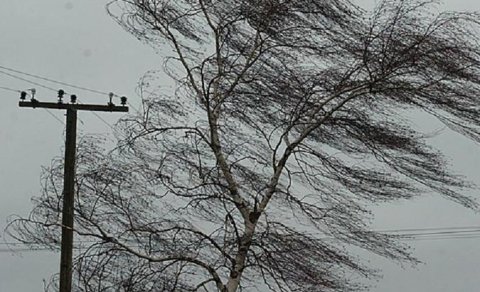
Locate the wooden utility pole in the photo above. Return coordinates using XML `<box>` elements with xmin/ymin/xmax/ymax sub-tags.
<box><xmin>19</xmin><ymin>91</ymin><xmax>128</xmax><ymax>292</ymax></box>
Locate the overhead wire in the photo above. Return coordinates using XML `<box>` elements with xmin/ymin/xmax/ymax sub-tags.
<box><xmin>43</xmin><ymin>108</ymin><xmax>66</xmax><ymax>126</ymax></box>
<box><xmin>404</xmin><ymin>234</ymin><xmax>480</xmax><ymax>241</ymax></box>
<box><xmin>2</xmin><ymin>225</ymin><xmax>480</xmax><ymax>252</ymax></box>
<box><xmin>0</xmin><ymin>69</ymin><xmax>58</xmax><ymax>92</ymax></box>
<box><xmin>74</xmin><ymin>97</ymin><xmax>129</xmax><ymax>140</ymax></box>
<box><xmin>378</xmin><ymin>225</ymin><xmax>480</xmax><ymax>233</ymax></box>
<box><xmin>0</xmin><ymin>248</ymin><xmax>55</xmax><ymax>253</ymax></box>
<box><xmin>396</xmin><ymin>228</ymin><xmax>480</xmax><ymax>241</ymax></box>
<box><xmin>0</xmin><ymin>66</ymin><xmax>137</xmax><ymax>178</ymax></box>
<box><xmin>0</xmin><ymin>64</ymin><xmax>109</xmax><ymax>96</ymax></box>
<box><xmin>0</xmin><ymin>64</ymin><xmax>142</xmax><ymax>139</ymax></box>
<box><xmin>0</xmin><ymin>63</ymin><xmax>142</xmax><ymax>114</ymax></box>
<box><xmin>0</xmin><ymin>83</ymin><xmax>65</xmax><ymax>126</ymax></box>
<box><xmin>0</xmin><ymin>65</ymin><xmax>148</xmax><ymax>158</ymax></box>
<box><xmin>0</xmin><ymin>85</ymin><xmax>22</xmax><ymax>93</ymax></box>
<box><xmin>393</xmin><ymin>229</ymin><xmax>480</xmax><ymax>237</ymax></box>
<box><xmin>0</xmin><ymin>69</ymin><xmax>126</xmax><ymax>130</ymax></box>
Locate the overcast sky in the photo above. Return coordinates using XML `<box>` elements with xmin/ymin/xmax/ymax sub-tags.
<box><xmin>1</xmin><ymin>1</ymin><xmax>479</xmax><ymax>291</ymax></box>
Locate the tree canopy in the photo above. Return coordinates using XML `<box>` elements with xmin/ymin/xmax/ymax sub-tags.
<box><xmin>8</xmin><ymin>0</ymin><xmax>480</xmax><ymax>291</ymax></box>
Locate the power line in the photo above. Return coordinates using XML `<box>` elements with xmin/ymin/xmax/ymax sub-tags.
<box><xmin>0</xmin><ymin>248</ymin><xmax>56</xmax><ymax>253</ymax></box>
<box><xmin>1</xmin><ymin>69</ymin><xmax>134</xmax><ymax>180</ymax></box>
<box><xmin>75</xmin><ymin>98</ymin><xmax>127</xmax><ymax>140</ymax></box>
<box><xmin>0</xmin><ymin>70</ymin><xmax>58</xmax><ymax>92</ymax></box>
<box><xmin>378</xmin><ymin>225</ymin><xmax>480</xmax><ymax>233</ymax></box>
<box><xmin>0</xmin><ymin>85</ymin><xmax>22</xmax><ymax>93</ymax></box>
<box><xmin>0</xmin><ymin>66</ymin><xmax>140</xmax><ymax>132</ymax></box>
<box><xmin>396</xmin><ymin>229</ymin><xmax>480</xmax><ymax>237</ymax></box>
<box><xmin>0</xmin><ymin>85</ymin><xmax>66</xmax><ymax>125</ymax></box>
<box><xmin>0</xmin><ymin>63</ymin><xmax>142</xmax><ymax>113</ymax></box>
<box><xmin>404</xmin><ymin>234</ymin><xmax>480</xmax><ymax>241</ymax></box>
<box><xmin>43</xmin><ymin>109</ymin><xmax>66</xmax><ymax>126</ymax></box>
<box><xmin>0</xmin><ymin>69</ymin><xmax>120</xmax><ymax>131</ymax></box>
<box><xmin>2</xmin><ymin>225</ymin><xmax>480</xmax><ymax>253</ymax></box>
<box><xmin>0</xmin><ymin>64</ymin><xmax>109</xmax><ymax>96</ymax></box>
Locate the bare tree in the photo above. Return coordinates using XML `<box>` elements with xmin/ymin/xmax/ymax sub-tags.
<box><xmin>8</xmin><ymin>0</ymin><xmax>480</xmax><ymax>291</ymax></box>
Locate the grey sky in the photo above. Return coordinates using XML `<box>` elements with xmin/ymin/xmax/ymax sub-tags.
<box><xmin>1</xmin><ymin>0</ymin><xmax>479</xmax><ymax>291</ymax></box>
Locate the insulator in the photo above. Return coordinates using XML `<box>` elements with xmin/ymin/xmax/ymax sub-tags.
<box><xmin>20</xmin><ymin>91</ymin><xmax>27</xmax><ymax>100</ymax></box>
<box><xmin>58</xmin><ymin>89</ymin><xmax>65</xmax><ymax>103</ymax></box>
<box><xmin>108</xmin><ymin>92</ymin><xmax>114</xmax><ymax>106</ymax></box>
<box><xmin>120</xmin><ymin>96</ymin><xmax>127</xmax><ymax>105</ymax></box>
<box><xmin>29</xmin><ymin>88</ymin><xmax>36</xmax><ymax>100</ymax></box>
<box><xmin>70</xmin><ymin>94</ymin><xmax>77</xmax><ymax>103</ymax></box>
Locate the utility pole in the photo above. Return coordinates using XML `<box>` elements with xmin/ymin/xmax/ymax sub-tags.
<box><xmin>19</xmin><ymin>90</ymin><xmax>128</xmax><ymax>292</ymax></box>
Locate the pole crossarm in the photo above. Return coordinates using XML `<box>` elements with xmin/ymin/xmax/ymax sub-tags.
<box><xmin>19</xmin><ymin>100</ymin><xmax>129</xmax><ymax>112</ymax></box>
